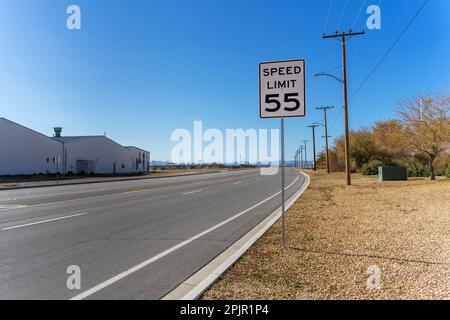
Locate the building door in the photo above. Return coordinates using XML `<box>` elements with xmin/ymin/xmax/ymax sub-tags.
<box><xmin>113</xmin><ymin>162</ymin><xmax>116</xmax><ymax>174</ymax></box>
<box><xmin>76</xmin><ymin>160</ymin><xmax>96</xmax><ymax>175</ymax></box>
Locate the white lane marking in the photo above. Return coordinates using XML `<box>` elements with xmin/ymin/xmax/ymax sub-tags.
<box><xmin>0</xmin><ymin>173</ymin><xmax>253</xmax><ymax>212</ymax></box>
<box><xmin>233</xmin><ymin>181</ymin><xmax>242</xmax><ymax>185</ymax></box>
<box><xmin>0</xmin><ymin>205</ymin><xmax>27</xmax><ymax>210</ymax></box>
<box><xmin>70</xmin><ymin>174</ymin><xmax>300</xmax><ymax>300</ymax></box>
<box><xmin>183</xmin><ymin>189</ymin><xmax>203</xmax><ymax>195</ymax></box>
<box><xmin>1</xmin><ymin>212</ymin><xmax>89</xmax><ymax>231</ymax></box>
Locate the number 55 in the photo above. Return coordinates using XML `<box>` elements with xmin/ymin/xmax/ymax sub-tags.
<box><xmin>265</xmin><ymin>93</ymin><xmax>300</xmax><ymax>112</ymax></box>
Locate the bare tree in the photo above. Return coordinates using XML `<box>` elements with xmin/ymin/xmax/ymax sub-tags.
<box><xmin>397</xmin><ymin>93</ymin><xmax>450</xmax><ymax>180</ymax></box>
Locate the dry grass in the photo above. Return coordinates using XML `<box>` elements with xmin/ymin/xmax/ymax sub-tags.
<box><xmin>203</xmin><ymin>171</ymin><xmax>450</xmax><ymax>300</ymax></box>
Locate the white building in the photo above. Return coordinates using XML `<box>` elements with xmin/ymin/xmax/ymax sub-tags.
<box><xmin>0</xmin><ymin>118</ymin><xmax>150</xmax><ymax>176</ymax></box>
<box><xmin>0</xmin><ymin>118</ymin><xmax>63</xmax><ymax>175</ymax></box>
<box><xmin>125</xmin><ymin>146</ymin><xmax>151</xmax><ymax>173</ymax></box>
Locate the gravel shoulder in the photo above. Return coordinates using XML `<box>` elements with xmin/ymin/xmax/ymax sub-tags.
<box><xmin>203</xmin><ymin>171</ymin><xmax>450</xmax><ymax>300</ymax></box>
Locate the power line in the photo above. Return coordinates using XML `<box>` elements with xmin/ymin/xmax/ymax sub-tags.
<box><xmin>336</xmin><ymin>0</ymin><xmax>350</xmax><ymax>30</ymax></box>
<box><xmin>329</xmin><ymin>107</ymin><xmax>343</xmax><ymax>134</ymax></box>
<box><xmin>351</xmin><ymin>0</ymin><xmax>367</xmax><ymax>30</ymax></box>
<box><xmin>350</xmin><ymin>0</ymin><xmax>429</xmax><ymax>101</ymax></box>
<box><xmin>351</xmin><ymin>0</ymin><xmax>383</xmax><ymax>30</ymax></box>
<box><xmin>323</xmin><ymin>0</ymin><xmax>334</xmax><ymax>34</ymax></box>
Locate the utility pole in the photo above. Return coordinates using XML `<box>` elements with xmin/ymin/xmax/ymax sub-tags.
<box><xmin>323</xmin><ymin>30</ymin><xmax>364</xmax><ymax>185</ymax></box>
<box><xmin>307</xmin><ymin>124</ymin><xmax>320</xmax><ymax>171</ymax></box>
<box><xmin>316</xmin><ymin>106</ymin><xmax>334</xmax><ymax>174</ymax></box>
<box><xmin>302</xmin><ymin>140</ymin><xmax>308</xmax><ymax>169</ymax></box>
<box><xmin>294</xmin><ymin>151</ymin><xmax>298</xmax><ymax>168</ymax></box>
<box><xmin>321</xmin><ymin>135</ymin><xmax>332</xmax><ymax>171</ymax></box>
<box><xmin>299</xmin><ymin>146</ymin><xmax>303</xmax><ymax>169</ymax></box>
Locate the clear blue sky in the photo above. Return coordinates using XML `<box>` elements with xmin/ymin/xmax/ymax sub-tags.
<box><xmin>0</xmin><ymin>0</ymin><xmax>448</xmax><ymax>162</ymax></box>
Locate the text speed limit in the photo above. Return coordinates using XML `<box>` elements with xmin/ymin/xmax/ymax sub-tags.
<box><xmin>259</xmin><ymin>59</ymin><xmax>306</xmax><ymax>118</ymax></box>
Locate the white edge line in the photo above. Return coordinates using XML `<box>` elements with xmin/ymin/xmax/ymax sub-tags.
<box><xmin>70</xmin><ymin>174</ymin><xmax>301</xmax><ymax>300</ymax></box>
<box><xmin>164</xmin><ymin>170</ymin><xmax>311</xmax><ymax>300</ymax></box>
<box><xmin>1</xmin><ymin>212</ymin><xmax>89</xmax><ymax>231</ymax></box>
<box><xmin>0</xmin><ymin>205</ymin><xmax>28</xmax><ymax>211</ymax></box>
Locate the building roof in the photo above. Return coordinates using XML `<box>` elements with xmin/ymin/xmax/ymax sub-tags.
<box><xmin>52</xmin><ymin>136</ymin><xmax>105</xmax><ymax>143</ymax></box>
<box><xmin>125</xmin><ymin>146</ymin><xmax>150</xmax><ymax>153</ymax></box>
<box><xmin>2</xmin><ymin>117</ymin><xmax>150</xmax><ymax>154</ymax></box>
<box><xmin>0</xmin><ymin>117</ymin><xmax>60</xmax><ymax>142</ymax></box>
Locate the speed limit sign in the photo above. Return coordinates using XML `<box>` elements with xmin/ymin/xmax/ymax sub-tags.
<box><xmin>259</xmin><ymin>59</ymin><xmax>306</xmax><ymax>118</ymax></box>
<box><xmin>258</xmin><ymin>59</ymin><xmax>306</xmax><ymax>249</ymax></box>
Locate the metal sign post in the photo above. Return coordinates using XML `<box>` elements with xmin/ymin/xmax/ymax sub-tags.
<box><xmin>259</xmin><ymin>59</ymin><xmax>306</xmax><ymax>248</ymax></box>
<box><xmin>280</xmin><ymin>118</ymin><xmax>286</xmax><ymax>247</ymax></box>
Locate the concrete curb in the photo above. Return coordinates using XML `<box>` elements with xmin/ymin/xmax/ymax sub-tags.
<box><xmin>162</xmin><ymin>170</ymin><xmax>311</xmax><ymax>300</ymax></box>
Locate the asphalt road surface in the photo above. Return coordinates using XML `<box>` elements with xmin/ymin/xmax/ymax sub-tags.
<box><xmin>0</xmin><ymin>168</ymin><xmax>305</xmax><ymax>299</ymax></box>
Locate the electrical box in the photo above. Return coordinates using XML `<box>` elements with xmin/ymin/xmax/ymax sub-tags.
<box><xmin>378</xmin><ymin>166</ymin><xmax>407</xmax><ymax>181</ymax></box>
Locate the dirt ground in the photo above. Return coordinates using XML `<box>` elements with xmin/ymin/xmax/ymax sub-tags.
<box><xmin>203</xmin><ymin>171</ymin><xmax>450</xmax><ymax>300</ymax></box>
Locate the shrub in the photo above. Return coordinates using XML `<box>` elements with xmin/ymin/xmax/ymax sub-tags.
<box><xmin>435</xmin><ymin>167</ymin><xmax>445</xmax><ymax>176</ymax></box>
<box><xmin>406</xmin><ymin>162</ymin><xmax>429</xmax><ymax>177</ymax></box>
<box><xmin>445</xmin><ymin>164</ymin><xmax>450</xmax><ymax>178</ymax></box>
<box><xmin>361</xmin><ymin>160</ymin><xmax>383</xmax><ymax>176</ymax></box>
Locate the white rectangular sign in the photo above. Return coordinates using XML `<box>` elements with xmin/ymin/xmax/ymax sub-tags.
<box><xmin>259</xmin><ymin>59</ymin><xmax>306</xmax><ymax>118</ymax></box>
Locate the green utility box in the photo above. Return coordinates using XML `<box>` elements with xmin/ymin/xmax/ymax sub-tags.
<box><xmin>378</xmin><ymin>166</ymin><xmax>407</xmax><ymax>181</ymax></box>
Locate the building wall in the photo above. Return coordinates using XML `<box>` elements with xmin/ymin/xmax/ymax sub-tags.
<box><xmin>126</xmin><ymin>147</ymin><xmax>151</xmax><ymax>173</ymax></box>
<box><xmin>0</xmin><ymin>118</ymin><xmax>63</xmax><ymax>175</ymax></box>
<box><xmin>64</xmin><ymin>137</ymin><xmax>135</xmax><ymax>174</ymax></box>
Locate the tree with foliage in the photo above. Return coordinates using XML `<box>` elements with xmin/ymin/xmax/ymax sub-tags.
<box><xmin>350</xmin><ymin>129</ymin><xmax>379</xmax><ymax>168</ymax></box>
<box><xmin>372</xmin><ymin>120</ymin><xmax>409</xmax><ymax>165</ymax></box>
<box><xmin>396</xmin><ymin>93</ymin><xmax>450</xmax><ymax>180</ymax></box>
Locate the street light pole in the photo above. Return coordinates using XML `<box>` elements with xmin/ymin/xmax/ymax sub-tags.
<box><xmin>302</xmin><ymin>140</ymin><xmax>308</xmax><ymax>169</ymax></box>
<box><xmin>316</xmin><ymin>106</ymin><xmax>334</xmax><ymax>174</ymax></box>
<box><xmin>308</xmin><ymin>124</ymin><xmax>320</xmax><ymax>171</ymax></box>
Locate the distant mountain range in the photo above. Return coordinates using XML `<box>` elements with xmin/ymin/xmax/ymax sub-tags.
<box><xmin>151</xmin><ymin>160</ymin><xmax>314</xmax><ymax>167</ymax></box>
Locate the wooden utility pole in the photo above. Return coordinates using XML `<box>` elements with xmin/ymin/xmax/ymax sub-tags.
<box><xmin>321</xmin><ymin>135</ymin><xmax>332</xmax><ymax>171</ymax></box>
<box><xmin>302</xmin><ymin>140</ymin><xmax>308</xmax><ymax>169</ymax></box>
<box><xmin>323</xmin><ymin>30</ymin><xmax>365</xmax><ymax>185</ymax></box>
<box><xmin>299</xmin><ymin>146</ymin><xmax>304</xmax><ymax>169</ymax></box>
<box><xmin>316</xmin><ymin>106</ymin><xmax>334</xmax><ymax>174</ymax></box>
<box><xmin>307</xmin><ymin>124</ymin><xmax>320</xmax><ymax>171</ymax></box>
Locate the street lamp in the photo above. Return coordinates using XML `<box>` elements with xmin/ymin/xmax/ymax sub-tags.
<box><xmin>313</xmin><ymin>72</ymin><xmax>344</xmax><ymax>84</ymax></box>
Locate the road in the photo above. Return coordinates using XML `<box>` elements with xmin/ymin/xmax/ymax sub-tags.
<box><xmin>0</xmin><ymin>168</ymin><xmax>305</xmax><ymax>299</ymax></box>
